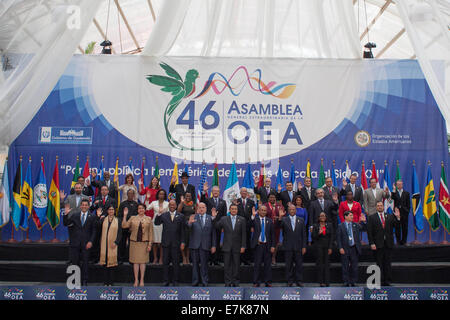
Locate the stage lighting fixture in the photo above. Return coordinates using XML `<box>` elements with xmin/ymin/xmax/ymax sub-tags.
<box><xmin>100</xmin><ymin>40</ymin><xmax>112</xmax><ymax>54</ymax></box>
<box><xmin>363</xmin><ymin>42</ymin><xmax>376</xmax><ymax>59</ymax></box>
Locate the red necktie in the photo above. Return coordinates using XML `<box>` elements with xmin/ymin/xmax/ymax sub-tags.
<box><xmin>103</xmin><ymin>197</ymin><xmax>105</xmax><ymax>205</ymax></box>
<box><xmin>380</xmin><ymin>213</ymin><xmax>385</xmax><ymax>228</ymax></box>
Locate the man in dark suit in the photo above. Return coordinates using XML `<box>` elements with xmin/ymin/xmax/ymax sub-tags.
<box><xmin>391</xmin><ymin>180</ymin><xmax>411</xmax><ymax>245</ymax></box>
<box><xmin>276</xmin><ymin>181</ymin><xmax>296</xmax><ymax>211</ymax></box>
<box><xmin>367</xmin><ymin>201</ymin><xmax>401</xmax><ymax>286</ymax></box>
<box><xmin>340</xmin><ymin>174</ymin><xmax>363</xmax><ymax>205</ymax></box>
<box><xmin>297</xmin><ymin>177</ymin><xmax>317</xmax><ymax>213</ymax></box>
<box><xmin>154</xmin><ymin>199</ymin><xmax>186</xmax><ymax>286</ymax></box>
<box><xmin>70</xmin><ymin>176</ymin><xmax>94</xmax><ymax>198</ymax></box>
<box><xmin>169</xmin><ymin>171</ymin><xmax>196</xmax><ymax>205</ymax></box>
<box><xmin>277</xmin><ymin>204</ymin><xmax>307</xmax><ymax>287</ymax></box>
<box><xmin>236</xmin><ymin>187</ymin><xmax>255</xmax><ymax>265</ymax></box>
<box><xmin>254</xmin><ymin>176</ymin><xmax>276</xmax><ymax>204</ymax></box>
<box><xmin>187</xmin><ymin>202</ymin><xmax>216</xmax><ymax>286</ymax></box>
<box><xmin>323</xmin><ymin>177</ymin><xmax>341</xmax><ymax>232</ymax></box>
<box><xmin>117</xmin><ymin>189</ymin><xmax>138</xmax><ymax>263</ymax></box>
<box><xmin>250</xmin><ymin>205</ymin><xmax>276</xmax><ymax>287</ymax></box>
<box><xmin>337</xmin><ymin>210</ymin><xmax>367</xmax><ymax>286</ymax></box>
<box><xmin>201</xmin><ymin>184</ymin><xmax>227</xmax><ymax>265</ymax></box>
<box><xmin>91</xmin><ymin>171</ymin><xmax>118</xmax><ymax>199</ymax></box>
<box><xmin>63</xmin><ymin>199</ymin><xmax>96</xmax><ymax>286</ymax></box>
<box><xmin>309</xmin><ymin>188</ymin><xmax>339</xmax><ymax>227</ymax></box>
<box><xmin>212</xmin><ymin>203</ymin><xmax>246</xmax><ymax>287</ymax></box>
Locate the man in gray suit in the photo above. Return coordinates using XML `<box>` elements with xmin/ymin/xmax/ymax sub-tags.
<box><xmin>212</xmin><ymin>203</ymin><xmax>246</xmax><ymax>287</ymax></box>
<box><xmin>363</xmin><ymin>178</ymin><xmax>391</xmax><ymax>216</ymax></box>
<box><xmin>187</xmin><ymin>202</ymin><xmax>216</xmax><ymax>286</ymax></box>
<box><xmin>61</xmin><ymin>183</ymin><xmax>90</xmax><ymax>210</ymax></box>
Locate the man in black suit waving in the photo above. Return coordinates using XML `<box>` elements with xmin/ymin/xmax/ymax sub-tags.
<box><xmin>154</xmin><ymin>199</ymin><xmax>186</xmax><ymax>286</ymax></box>
<box><xmin>391</xmin><ymin>180</ymin><xmax>411</xmax><ymax>245</ymax></box>
<box><xmin>63</xmin><ymin>199</ymin><xmax>96</xmax><ymax>286</ymax></box>
<box><xmin>187</xmin><ymin>202</ymin><xmax>216</xmax><ymax>286</ymax></box>
<box><xmin>297</xmin><ymin>177</ymin><xmax>317</xmax><ymax>213</ymax></box>
<box><xmin>91</xmin><ymin>171</ymin><xmax>117</xmax><ymax>199</ymax></box>
<box><xmin>254</xmin><ymin>176</ymin><xmax>276</xmax><ymax>204</ymax></box>
<box><xmin>169</xmin><ymin>171</ymin><xmax>196</xmax><ymax>205</ymax></box>
<box><xmin>277</xmin><ymin>204</ymin><xmax>307</xmax><ymax>287</ymax></box>
<box><xmin>367</xmin><ymin>201</ymin><xmax>401</xmax><ymax>286</ymax></box>
<box><xmin>201</xmin><ymin>183</ymin><xmax>227</xmax><ymax>265</ymax></box>
<box><xmin>309</xmin><ymin>188</ymin><xmax>339</xmax><ymax>228</ymax></box>
<box><xmin>212</xmin><ymin>203</ymin><xmax>246</xmax><ymax>287</ymax></box>
<box><xmin>276</xmin><ymin>181</ymin><xmax>296</xmax><ymax>211</ymax></box>
<box><xmin>337</xmin><ymin>210</ymin><xmax>367</xmax><ymax>286</ymax></box>
<box><xmin>340</xmin><ymin>174</ymin><xmax>363</xmax><ymax>205</ymax></box>
<box><xmin>250</xmin><ymin>205</ymin><xmax>276</xmax><ymax>287</ymax></box>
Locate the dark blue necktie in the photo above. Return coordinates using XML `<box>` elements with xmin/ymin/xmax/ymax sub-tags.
<box><xmin>261</xmin><ymin>218</ymin><xmax>265</xmax><ymax>242</ymax></box>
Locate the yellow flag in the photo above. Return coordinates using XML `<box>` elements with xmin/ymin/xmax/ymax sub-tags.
<box><xmin>306</xmin><ymin>160</ymin><xmax>311</xmax><ymax>178</ymax></box>
<box><xmin>171</xmin><ymin>162</ymin><xmax>179</xmax><ymax>185</ymax></box>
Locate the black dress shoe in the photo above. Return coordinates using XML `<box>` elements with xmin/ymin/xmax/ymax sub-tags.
<box><xmin>288</xmin><ymin>283</ymin><xmax>293</xmax><ymax>287</ymax></box>
<box><xmin>265</xmin><ymin>283</ymin><xmax>272</xmax><ymax>287</ymax></box>
<box><xmin>253</xmin><ymin>283</ymin><xmax>260</xmax><ymax>287</ymax></box>
<box><xmin>202</xmin><ymin>283</ymin><xmax>208</xmax><ymax>287</ymax></box>
<box><xmin>163</xmin><ymin>282</ymin><xmax>170</xmax><ymax>287</ymax></box>
<box><xmin>192</xmin><ymin>283</ymin><xmax>199</xmax><ymax>287</ymax></box>
<box><xmin>296</xmin><ymin>282</ymin><xmax>304</xmax><ymax>287</ymax></box>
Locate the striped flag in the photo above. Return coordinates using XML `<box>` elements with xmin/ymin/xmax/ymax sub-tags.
<box><xmin>46</xmin><ymin>158</ymin><xmax>61</xmax><ymax>230</ymax></box>
<box><xmin>223</xmin><ymin>161</ymin><xmax>240</xmax><ymax>210</ymax></box>
<box><xmin>154</xmin><ymin>156</ymin><xmax>160</xmax><ymax>179</ymax></box>
<box><xmin>412</xmin><ymin>163</ymin><xmax>424</xmax><ymax>232</ymax></box>
<box><xmin>169</xmin><ymin>162</ymin><xmax>179</xmax><ymax>201</ymax></box>
<box><xmin>438</xmin><ymin>163</ymin><xmax>450</xmax><ymax>233</ymax></box>
<box><xmin>11</xmin><ymin>159</ymin><xmax>22</xmax><ymax>231</ymax></box>
<box><xmin>361</xmin><ymin>161</ymin><xmax>368</xmax><ymax>190</ymax></box>
<box><xmin>82</xmin><ymin>157</ymin><xmax>90</xmax><ymax>186</ymax></box>
<box><xmin>211</xmin><ymin>161</ymin><xmax>219</xmax><ymax>192</ymax></box>
<box><xmin>20</xmin><ymin>160</ymin><xmax>33</xmax><ymax>230</ymax></box>
<box><xmin>197</xmin><ymin>162</ymin><xmax>207</xmax><ymax>202</ymax></box>
<box><xmin>371</xmin><ymin>161</ymin><xmax>380</xmax><ymax>188</ymax></box>
<box><xmin>71</xmin><ymin>157</ymin><xmax>80</xmax><ymax>189</ymax></box>
<box><xmin>0</xmin><ymin>160</ymin><xmax>11</xmax><ymax>228</ymax></box>
<box><xmin>383</xmin><ymin>162</ymin><xmax>394</xmax><ymax>214</ymax></box>
<box><xmin>423</xmin><ymin>164</ymin><xmax>440</xmax><ymax>231</ymax></box>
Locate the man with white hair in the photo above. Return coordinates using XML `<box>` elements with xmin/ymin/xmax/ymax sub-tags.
<box><xmin>254</xmin><ymin>176</ymin><xmax>276</xmax><ymax>204</ymax></box>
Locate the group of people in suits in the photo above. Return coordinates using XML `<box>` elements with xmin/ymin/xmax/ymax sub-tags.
<box><xmin>61</xmin><ymin>168</ymin><xmax>408</xmax><ymax>287</ymax></box>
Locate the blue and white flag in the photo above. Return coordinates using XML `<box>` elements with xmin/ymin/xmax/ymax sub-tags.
<box><xmin>197</xmin><ymin>162</ymin><xmax>207</xmax><ymax>202</ymax></box>
<box><xmin>276</xmin><ymin>164</ymin><xmax>284</xmax><ymax>191</ymax></box>
<box><xmin>242</xmin><ymin>163</ymin><xmax>256</xmax><ymax>202</ymax></box>
<box><xmin>331</xmin><ymin>162</ymin><xmax>338</xmax><ymax>186</ymax></box>
<box><xmin>412</xmin><ymin>164</ymin><xmax>424</xmax><ymax>232</ymax></box>
<box><xmin>32</xmin><ymin>161</ymin><xmax>48</xmax><ymax>229</ymax></box>
<box><xmin>383</xmin><ymin>163</ymin><xmax>394</xmax><ymax>214</ymax></box>
<box><xmin>223</xmin><ymin>162</ymin><xmax>240</xmax><ymax>210</ymax></box>
<box><xmin>127</xmin><ymin>158</ymin><xmax>134</xmax><ymax>176</ymax></box>
<box><xmin>0</xmin><ymin>160</ymin><xmax>11</xmax><ymax>227</ymax></box>
<box><xmin>344</xmin><ymin>162</ymin><xmax>352</xmax><ymax>183</ymax></box>
<box><xmin>290</xmin><ymin>162</ymin><xmax>297</xmax><ymax>192</ymax></box>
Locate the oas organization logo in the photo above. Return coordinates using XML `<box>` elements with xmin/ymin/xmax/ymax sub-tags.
<box><xmin>354</xmin><ymin>130</ymin><xmax>371</xmax><ymax>147</ymax></box>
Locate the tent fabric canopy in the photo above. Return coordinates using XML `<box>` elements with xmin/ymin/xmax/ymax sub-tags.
<box><xmin>0</xmin><ymin>0</ymin><xmax>449</xmax><ymax>150</ymax></box>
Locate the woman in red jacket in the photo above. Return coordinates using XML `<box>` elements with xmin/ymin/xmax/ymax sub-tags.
<box><xmin>338</xmin><ymin>190</ymin><xmax>362</xmax><ymax>223</ymax></box>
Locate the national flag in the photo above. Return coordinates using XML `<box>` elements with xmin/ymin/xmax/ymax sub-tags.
<box><xmin>20</xmin><ymin>159</ymin><xmax>33</xmax><ymax>230</ymax></box>
<box><xmin>412</xmin><ymin>163</ymin><xmax>424</xmax><ymax>232</ymax></box>
<box><xmin>331</xmin><ymin>161</ymin><xmax>338</xmax><ymax>187</ymax></box>
<box><xmin>169</xmin><ymin>162</ymin><xmax>179</xmax><ymax>201</ymax></box>
<box><xmin>383</xmin><ymin>162</ymin><xmax>394</xmax><ymax>214</ymax></box>
<box><xmin>11</xmin><ymin>159</ymin><xmax>22</xmax><ymax>231</ymax></box>
<box><xmin>94</xmin><ymin>157</ymin><xmax>104</xmax><ymax>199</ymax></box>
<box><xmin>223</xmin><ymin>161</ymin><xmax>240</xmax><ymax>210</ymax></box>
<box><xmin>290</xmin><ymin>160</ymin><xmax>297</xmax><ymax>192</ymax></box>
<box><xmin>306</xmin><ymin>160</ymin><xmax>311</xmax><ymax>178</ymax></box>
<box><xmin>438</xmin><ymin>163</ymin><xmax>450</xmax><ymax>233</ymax></box>
<box><xmin>0</xmin><ymin>159</ymin><xmax>11</xmax><ymax>228</ymax></box>
<box><xmin>127</xmin><ymin>157</ymin><xmax>134</xmax><ymax>176</ymax></box>
<box><xmin>242</xmin><ymin>162</ymin><xmax>256</xmax><ymax>202</ymax></box>
<box><xmin>71</xmin><ymin>157</ymin><xmax>80</xmax><ymax>189</ymax></box>
<box><xmin>114</xmin><ymin>158</ymin><xmax>120</xmax><ymax>213</ymax></box>
<box><xmin>423</xmin><ymin>164</ymin><xmax>440</xmax><ymax>231</ymax></box>
<box><xmin>395</xmin><ymin>161</ymin><xmax>402</xmax><ymax>182</ymax></box>
<box><xmin>276</xmin><ymin>162</ymin><xmax>284</xmax><ymax>191</ymax></box>
<box><xmin>212</xmin><ymin>161</ymin><xmax>219</xmax><ymax>188</ymax></box>
<box><xmin>154</xmin><ymin>156</ymin><xmax>160</xmax><ymax>179</ymax></box>
<box><xmin>46</xmin><ymin>158</ymin><xmax>61</xmax><ymax>230</ymax></box>
<box><xmin>197</xmin><ymin>162</ymin><xmax>207</xmax><ymax>202</ymax></box>
<box><xmin>371</xmin><ymin>161</ymin><xmax>380</xmax><ymax>188</ymax></box>
<box><xmin>184</xmin><ymin>161</ymin><xmax>189</xmax><ymax>182</ymax></box>
<box><xmin>82</xmin><ymin>157</ymin><xmax>90</xmax><ymax>186</ymax></box>
<box><xmin>257</xmin><ymin>163</ymin><xmax>265</xmax><ymax>189</ymax></box>
<box><xmin>32</xmin><ymin>159</ymin><xmax>48</xmax><ymax>230</ymax></box>
<box><xmin>361</xmin><ymin>161</ymin><xmax>368</xmax><ymax>190</ymax></box>
<box><xmin>317</xmin><ymin>159</ymin><xmax>325</xmax><ymax>188</ymax></box>
<box><xmin>344</xmin><ymin>161</ymin><xmax>352</xmax><ymax>183</ymax></box>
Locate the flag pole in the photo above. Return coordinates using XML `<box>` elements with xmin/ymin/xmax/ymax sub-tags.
<box><xmin>51</xmin><ymin>155</ymin><xmax>60</xmax><ymax>243</ymax></box>
<box><xmin>425</xmin><ymin>160</ymin><xmax>435</xmax><ymax>245</ymax></box>
<box><xmin>411</xmin><ymin>160</ymin><xmax>421</xmax><ymax>245</ymax></box>
<box><xmin>23</xmin><ymin>156</ymin><xmax>33</xmax><ymax>243</ymax></box>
